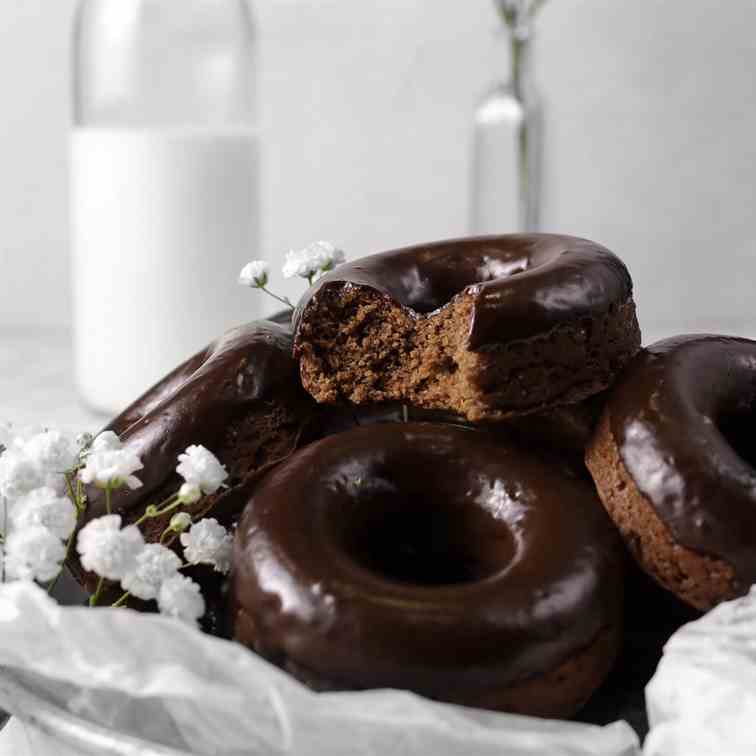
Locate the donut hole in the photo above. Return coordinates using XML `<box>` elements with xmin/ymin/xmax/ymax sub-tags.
<box><xmin>390</xmin><ymin>251</ymin><xmax>534</xmax><ymax>314</ymax></box>
<box><xmin>718</xmin><ymin>409</ymin><xmax>756</xmax><ymax>468</ymax></box>
<box><xmin>335</xmin><ymin>490</ymin><xmax>517</xmax><ymax>587</ymax></box>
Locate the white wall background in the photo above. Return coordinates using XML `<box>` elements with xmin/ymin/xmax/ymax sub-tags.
<box><xmin>1</xmin><ymin>0</ymin><xmax>756</xmax><ymax>340</ymax></box>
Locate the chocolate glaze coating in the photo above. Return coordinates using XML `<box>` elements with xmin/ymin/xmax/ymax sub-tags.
<box><xmin>293</xmin><ymin>234</ymin><xmax>633</xmax><ymax>349</ymax></box>
<box><xmin>82</xmin><ymin>320</ymin><xmax>312</xmax><ymax>532</ymax></box>
<box><xmin>608</xmin><ymin>335</ymin><xmax>756</xmax><ymax>589</ymax></box>
<box><xmin>314</xmin><ymin>400</ymin><xmax>596</xmax><ymax>479</ymax></box>
<box><xmin>232</xmin><ymin>422</ymin><xmax>623</xmax><ymax>698</ymax></box>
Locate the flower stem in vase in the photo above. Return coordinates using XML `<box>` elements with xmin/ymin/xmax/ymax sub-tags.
<box><xmin>471</xmin><ymin>0</ymin><xmax>546</xmax><ymax>234</ymax></box>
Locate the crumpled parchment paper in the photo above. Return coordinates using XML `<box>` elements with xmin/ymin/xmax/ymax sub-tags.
<box><xmin>644</xmin><ymin>586</ymin><xmax>756</xmax><ymax>756</ymax></box>
<box><xmin>0</xmin><ymin>582</ymin><xmax>640</xmax><ymax>756</ymax></box>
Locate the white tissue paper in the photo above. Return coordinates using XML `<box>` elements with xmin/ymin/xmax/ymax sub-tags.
<box><xmin>0</xmin><ymin>582</ymin><xmax>640</xmax><ymax>756</ymax></box>
<box><xmin>645</xmin><ymin>586</ymin><xmax>756</xmax><ymax>756</ymax></box>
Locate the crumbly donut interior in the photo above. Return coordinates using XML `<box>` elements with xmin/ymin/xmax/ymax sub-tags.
<box><xmin>296</xmin><ymin>285</ymin><xmax>640</xmax><ymax>422</ymax></box>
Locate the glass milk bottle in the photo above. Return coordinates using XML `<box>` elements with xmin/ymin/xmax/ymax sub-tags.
<box><xmin>71</xmin><ymin>0</ymin><xmax>259</xmax><ymax>414</ymax></box>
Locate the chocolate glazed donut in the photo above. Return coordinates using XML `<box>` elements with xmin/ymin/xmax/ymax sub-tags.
<box><xmin>69</xmin><ymin>321</ymin><xmax>315</xmax><ymax>592</ymax></box>
<box><xmin>293</xmin><ymin>234</ymin><xmax>641</xmax><ymax>422</ymax></box>
<box><xmin>232</xmin><ymin>423</ymin><xmax>624</xmax><ymax>718</ymax></box>
<box><xmin>587</xmin><ymin>335</ymin><xmax>756</xmax><ymax>610</ymax></box>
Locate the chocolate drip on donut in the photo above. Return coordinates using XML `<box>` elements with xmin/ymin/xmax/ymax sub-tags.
<box><xmin>608</xmin><ymin>335</ymin><xmax>756</xmax><ymax>590</ymax></box>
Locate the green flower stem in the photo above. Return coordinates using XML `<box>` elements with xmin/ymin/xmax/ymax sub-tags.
<box><xmin>112</xmin><ymin>591</ymin><xmax>130</xmax><ymax>608</ymax></box>
<box><xmin>47</xmin><ymin>526</ymin><xmax>78</xmax><ymax>596</ymax></box>
<box><xmin>258</xmin><ymin>286</ymin><xmax>295</xmax><ymax>311</ymax></box>
<box><xmin>49</xmin><ymin>470</ymin><xmax>86</xmax><ymax>596</ymax></box>
<box><xmin>89</xmin><ymin>576</ymin><xmax>105</xmax><ymax>607</ymax></box>
<box><xmin>160</xmin><ymin>527</ymin><xmax>175</xmax><ymax>544</ymax></box>
<box><xmin>133</xmin><ymin>495</ymin><xmax>181</xmax><ymax>528</ymax></box>
<box><xmin>64</xmin><ymin>472</ymin><xmax>76</xmax><ymax>506</ymax></box>
<box><xmin>105</xmin><ymin>484</ymin><xmax>112</xmax><ymax>515</ymax></box>
<box><xmin>65</xmin><ymin>472</ymin><xmax>86</xmax><ymax>515</ymax></box>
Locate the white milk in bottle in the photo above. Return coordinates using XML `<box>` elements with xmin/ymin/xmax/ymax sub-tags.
<box><xmin>71</xmin><ymin>0</ymin><xmax>260</xmax><ymax>414</ymax></box>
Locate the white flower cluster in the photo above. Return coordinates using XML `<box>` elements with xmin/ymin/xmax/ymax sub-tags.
<box><xmin>79</xmin><ymin>430</ymin><xmax>144</xmax><ymax>490</ymax></box>
<box><xmin>282</xmin><ymin>240</ymin><xmax>345</xmax><ymax>281</ymax></box>
<box><xmin>0</xmin><ymin>426</ymin><xmax>82</xmax><ymax>582</ymax></box>
<box><xmin>1</xmin><ymin>423</ymin><xmax>234</xmax><ymax>629</ymax></box>
<box><xmin>180</xmin><ymin>518</ymin><xmax>233</xmax><ymax>574</ymax></box>
<box><xmin>239</xmin><ymin>240</ymin><xmax>346</xmax><ymax>298</ymax></box>
<box><xmin>74</xmin><ymin>442</ymin><xmax>232</xmax><ymax>626</ymax></box>
<box><xmin>176</xmin><ymin>445</ymin><xmax>228</xmax><ymax>504</ymax></box>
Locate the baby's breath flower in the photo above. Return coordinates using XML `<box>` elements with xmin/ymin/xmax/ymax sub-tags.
<box><xmin>21</xmin><ymin>430</ymin><xmax>79</xmax><ymax>471</ymax></box>
<box><xmin>177</xmin><ymin>483</ymin><xmax>202</xmax><ymax>505</ymax></box>
<box><xmin>121</xmin><ymin>543</ymin><xmax>182</xmax><ymax>601</ymax></box>
<box><xmin>238</xmin><ymin>260</ymin><xmax>269</xmax><ymax>288</ymax></box>
<box><xmin>79</xmin><ymin>447</ymin><xmax>143</xmax><ymax>490</ymax></box>
<box><xmin>77</xmin><ymin>514</ymin><xmax>145</xmax><ymax>581</ymax></box>
<box><xmin>0</xmin><ymin>450</ymin><xmax>44</xmax><ymax>502</ymax></box>
<box><xmin>180</xmin><ymin>518</ymin><xmax>233</xmax><ymax>574</ymax></box>
<box><xmin>169</xmin><ymin>511</ymin><xmax>193</xmax><ymax>534</ymax></box>
<box><xmin>157</xmin><ymin>574</ymin><xmax>205</xmax><ymax>626</ymax></box>
<box><xmin>176</xmin><ymin>445</ymin><xmax>227</xmax><ymax>501</ymax></box>
<box><xmin>0</xmin><ymin>427</ymin><xmax>88</xmax><ymax>502</ymax></box>
<box><xmin>19</xmin><ymin>430</ymin><xmax>80</xmax><ymax>494</ymax></box>
<box><xmin>10</xmin><ymin>486</ymin><xmax>77</xmax><ymax>540</ymax></box>
<box><xmin>88</xmin><ymin>430</ymin><xmax>122</xmax><ymax>454</ymax></box>
<box><xmin>76</xmin><ymin>432</ymin><xmax>94</xmax><ymax>449</ymax></box>
<box><xmin>282</xmin><ymin>241</ymin><xmax>345</xmax><ymax>281</ymax></box>
<box><xmin>5</xmin><ymin>525</ymin><xmax>66</xmax><ymax>582</ymax></box>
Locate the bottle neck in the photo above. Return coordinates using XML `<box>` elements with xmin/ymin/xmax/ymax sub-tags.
<box><xmin>509</xmin><ymin>27</ymin><xmax>533</xmax><ymax>101</ymax></box>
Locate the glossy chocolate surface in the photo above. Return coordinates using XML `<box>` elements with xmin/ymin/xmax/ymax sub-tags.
<box><xmin>294</xmin><ymin>234</ymin><xmax>633</xmax><ymax>349</ymax></box>
<box><xmin>609</xmin><ymin>335</ymin><xmax>756</xmax><ymax>587</ymax></box>
<box><xmin>314</xmin><ymin>400</ymin><xmax>596</xmax><ymax>476</ymax></box>
<box><xmin>232</xmin><ymin>422</ymin><xmax>623</xmax><ymax>694</ymax></box>
<box><xmin>85</xmin><ymin>320</ymin><xmax>308</xmax><ymax>525</ymax></box>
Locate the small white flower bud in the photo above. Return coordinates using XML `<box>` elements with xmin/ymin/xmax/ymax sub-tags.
<box><xmin>177</xmin><ymin>482</ymin><xmax>202</xmax><ymax>505</ymax></box>
<box><xmin>169</xmin><ymin>511</ymin><xmax>193</xmax><ymax>533</ymax></box>
<box><xmin>238</xmin><ymin>260</ymin><xmax>269</xmax><ymax>288</ymax></box>
<box><xmin>76</xmin><ymin>432</ymin><xmax>94</xmax><ymax>449</ymax></box>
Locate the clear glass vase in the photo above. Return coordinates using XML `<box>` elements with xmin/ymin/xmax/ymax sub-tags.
<box><xmin>470</xmin><ymin>0</ymin><xmax>544</xmax><ymax>234</ymax></box>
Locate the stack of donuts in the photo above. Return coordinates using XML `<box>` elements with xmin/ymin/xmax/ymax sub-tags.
<box><xmin>72</xmin><ymin>234</ymin><xmax>756</xmax><ymax>720</ymax></box>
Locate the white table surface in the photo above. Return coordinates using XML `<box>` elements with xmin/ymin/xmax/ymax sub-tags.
<box><xmin>0</xmin><ymin>327</ymin><xmax>109</xmax><ymax>434</ymax></box>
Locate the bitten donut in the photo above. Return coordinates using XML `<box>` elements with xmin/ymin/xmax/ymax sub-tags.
<box><xmin>232</xmin><ymin>422</ymin><xmax>624</xmax><ymax>718</ymax></box>
<box><xmin>293</xmin><ymin>234</ymin><xmax>641</xmax><ymax>422</ymax></box>
<box><xmin>587</xmin><ymin>335</ymin><xmax>756</xmax><ymax>610</ymax></box>
<box><xmin>70</xmin><ymin>320</ymin><xmax>315</xmax><ymax>590</ymax></box>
